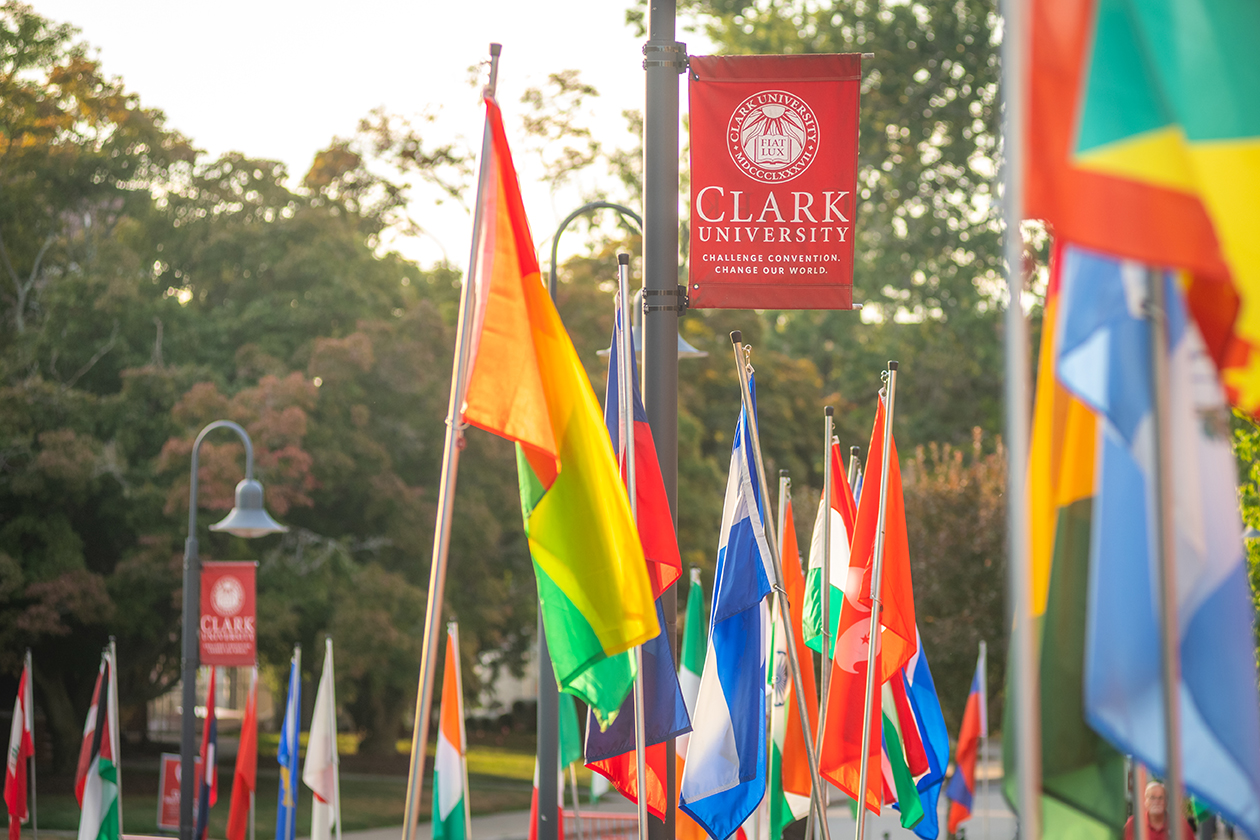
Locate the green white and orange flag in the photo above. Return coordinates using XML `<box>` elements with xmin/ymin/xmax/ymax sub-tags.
<box><xmin>433</xmin><ymin>624</ymin><xmax>470</xmax><ymax>840</ymax></box>
<box><xmin>75</xmin><ymin>651</ymin><xmax>120</xmax><ymax>840</ymax></box>
<box><xmin>769</xmin><ymin>496</ymin><xmax>818</xmax><ymax>839</ymax></box>
<box><xmin>460</xmin><ymin>96</ymin><xmax>657</xmax><ymax>720</ymax></box>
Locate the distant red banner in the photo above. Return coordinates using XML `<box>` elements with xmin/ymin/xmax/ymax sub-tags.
<box><xmin>688</xmin><ymin>54</ymin><xmax>862</xmax><ymax>309</ymax></box>
<box><xmin>157</xmin><ymin>752</ymin><xmax>203</xmax><ymax>832</ymax></box>
<box><xmin>199</xmin><ymin>561</ymin><xmax>256</xmax><ymax>666</ymax></box>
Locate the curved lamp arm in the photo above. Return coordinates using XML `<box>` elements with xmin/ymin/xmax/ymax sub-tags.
<box><xmin>187</xmin><ymin>420</ymin><xmax>254</xmax><ymax>539</ymax></box>
<box><xmin>549</xmin><ymin>201</ymin><xmax>643</xmax><ymax>297</ymax></box>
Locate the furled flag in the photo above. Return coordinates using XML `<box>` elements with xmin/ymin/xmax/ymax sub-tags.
<box><xmin>226</xmin><ymin>667</ymin><xmax>257</xmax><ymax>840</ymax></box>
<box><xmin>194</xmin><ymin>668</ymin><xmax>218</xmax><ymax>840</ymax></box>
<box><xmin>527</xmin><ymin>692</ymin><xmax>581</xmax><ymax>840</ymax></box>
<box><xmin>275</xmin><ymin>647</ymin><xmax>300</xmax><ymax>840</ymax></box>
<box><xmin>585</xmin><ymin>306</ymin><xmax>691</xmax><ymax>817</ymax></box>
<box><xmin>304</xmin><ymin>639</ymin><xmax>340</xmax><ymax>840</ymax></box>
<box><xmin>946</xmin><ymin>651</ymin><xmax>986</xmax><ymax>833</ymax></box>
<box><xmin>679</xmin><ymin>379</ymin><xmax>773</xmax><ymax>840</ymax></box>
<box><xmin>1056</xmin><ymin>246</ymin><xmax>1260</xmax><ymax>839</ymax></box>
<box><xmin>1001</xmin><ymin>242</ymin><xmax>1127</xmax><ymax>840</ymax></box>
<box><xmin>75</xmin><ymin>651</ymin><xmax>119</xmax><ymax>840</ymax></box>
<box><xmin>769</xmin><ymin>493</ymin><xmax>818</xmax><ymax>840</ymax></box>
<box><xmin>5</xmin><ymin>652</ymin><xmax>34</xmax><ymax>840</ymax></box>
<box><xmin>433</xmin><ymin>625</ymin><xmax>470</xmax><ymax>840</ymax></box>
<box><xmin>676</xmin><ymin>568</ymin><xmax>711</xmax><ymax>840</ymax></box>
<box><xmin>804</xmin><ymin>439</ymin><xmax>857</xmax><ymax>659</ymax></box>
<box><xmin>880</xmin><ymin>683</ymin><xmax>924</xmax><ymax>830</ymax></box>
<box><xmin>460</xmin><ymin>95</ymin><xmax>656</xmax><ymax>721</ymax></box>
<box><xmin>819</xmin><ymin>394</ymin><xmax>915</xmax><ymax>812</ymax></box>
<box><xmin>1025</xmin><ymin>0</ymin><xmax>1260</xmax><ymax>412</ymax></box>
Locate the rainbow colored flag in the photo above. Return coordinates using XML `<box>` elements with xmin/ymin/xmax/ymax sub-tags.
<box><xmin>460</xmin><ymin>96</ymin><xmax>657</xmax><ymax>720</ymax></box>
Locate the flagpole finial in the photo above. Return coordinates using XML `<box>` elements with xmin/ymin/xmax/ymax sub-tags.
<box><xmin>780</xmin><ymin>469</ymin><xmax>789</xmax><ymax>477</ymax></box>
<box><xmin>618</xmin><ymin>252</ymin><xmax>630</xmax><ymax>266</ymax></box>
<box><xmin>825</xmin><ymin>405</ymin><xmax>833</xmax><ymax>417</ymax></box>
<box><xmin>489</xmin><ymin>43</ymin><xmax>501</xmax><ymax>56</ymax></box>
<box><xmin>730</xmin><ymin>330</ymin><xmax>741</xmax><ymax>344</ymax></box>
<box><xmin>888</xmin><ymin>360</ymin><xmax>899</xmax><ymax>371</ymax></box>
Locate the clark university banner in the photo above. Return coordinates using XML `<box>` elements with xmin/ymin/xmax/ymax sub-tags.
<box><xmin>200</xmin><ymin>561</ymin><xmax>257</xmax><ymax>666</ymax></box>
<box><xmin>688</xmin><ymin>54</ymin><xmax>861</xmax><ymax>309</ymax></box>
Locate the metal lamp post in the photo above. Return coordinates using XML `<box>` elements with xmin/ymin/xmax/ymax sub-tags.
<box><xmin>180</xmin><ymin>420</ymin><xmax>287</xmax><ymax>840</ymax></box>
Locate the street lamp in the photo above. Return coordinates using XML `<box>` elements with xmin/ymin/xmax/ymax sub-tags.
<box><xmin>180</xmin><ymin>420</ymin><xmax>286</xmax><ymax>840</ymax></box>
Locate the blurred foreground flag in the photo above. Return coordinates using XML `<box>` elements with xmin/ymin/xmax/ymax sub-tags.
<box><xmin>1026</xmin><ymin>0</ymin><xmax>1260</xmax><ymax>410</ymax></box>
<box><xmin>432</xmin><ymin>625</ymin><xmax>469</xmax><ymax>840</ymax></box>
<box><xmin>460</xmin><ymin>96</ymin><xmax>656</xmax><ymax>720</ymax></box>
<box><xmin>1056</xmin><ymin>246</ymin><xmax>1260</xmax><ymax>840</ymax></box>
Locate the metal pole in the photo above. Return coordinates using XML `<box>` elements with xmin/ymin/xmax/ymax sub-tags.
<box><xmin>643</xmin><ymin>0</ymin><xmax>685</xmax><ymax>834</ymax></box>
<box><xmin>108</xmin><ymin>638</ymin><xmax>122</xmax><ymax>836</ymax></box>
<box><xmin>26</xmin><ymin>648</ymin><xmax>36</xmax><ymax>840</ymax></box>
<box><xmin>813</xmin><ymin>408</ymin><xmax>835</xmax><ymax>840</ymax></box>
<box><xmin>730</xmin><ymin>332</ymin><xmax>832</xmax><ymax>840</ymax></box>
<box><xmin>855</xmin><ymin>362</ymin><xmax>899</xmax><ymax>840</ymax></box>
<box><xmin>537</xmin><ymin>620</ymin><xmax>560</xmax><ymax>840</ymax></box>
<box><xmin>401</xmin><ymin>43</ymin><xmax>502</xmax><ymax>840</ymax></box>
<box><xmin>182</xmin><ymin>419</ymin><xmax>255</xmax><ymax>840</ymax></box>
<box><xmin>848</xmin><ymin>447</ymin><xmax>860</xmax><ymax>489</ymax></box>
<box><xmin>1000</xmin><ymin>0</ymin><xmax>1039</xmax><ymax>834</ymax></box>
<box><xmin>1135</xmin><ymin>762</ymin><xmax>1151</xmax><ymax>840</ymax></box>
<box><xmin>568</xmin><ymin>764</ymin><xmax>585</xmax><ymax>840</ymax></box>
<box><xmin>549</xmin><ymin>203</ymin><xmax>642</xmax><ymax>297</ymax></box>
<box><xmin>619</xmin><ymin>254</ymin><xmax>651</xmax><ymax>840</ymax></box>
<box><xmin>1147</xmin><ymin>269</ymin><xmax>1185</xmax><ymax>840</ymax></box>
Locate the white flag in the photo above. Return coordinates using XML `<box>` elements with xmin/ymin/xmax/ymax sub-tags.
<box><xmin>302</xmin><ymin>639</ymin><xmax>340</xmax><ymax>840</ymax></box>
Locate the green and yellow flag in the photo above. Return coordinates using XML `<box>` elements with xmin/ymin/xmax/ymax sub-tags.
<box><xmin>461</xmin><ymin>96</ymin><xmax>657</xmax><ymax>720</ymax></box>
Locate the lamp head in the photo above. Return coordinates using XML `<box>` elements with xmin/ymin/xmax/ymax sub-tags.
<box><xmin>209</xmin><ymin>478</ymin><xmax>288</xmax><ymax>538</ymax></box>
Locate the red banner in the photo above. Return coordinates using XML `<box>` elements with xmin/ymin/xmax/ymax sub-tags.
<box><xmin>200</xmin><ymin>561</ymin><xmax>256</xmax><ymax>666</ymax></box>
<box><xmin>688</xmin><ymin>54</ymin><xmax>862</xmax><ymax>309</ymax></box>
<box><xmin>157</xmin><ymin>752</ymin><xmax>203</xmax><ymax>832</ymax></box>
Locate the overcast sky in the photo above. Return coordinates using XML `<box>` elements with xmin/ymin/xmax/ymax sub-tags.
<box><xmin>31</xmin><ymin>0</ymin><xmax>713</xmax><ymax>267</ymax></box>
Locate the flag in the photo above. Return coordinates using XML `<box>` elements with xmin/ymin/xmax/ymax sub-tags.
<box><xmin>75</xmin><ymin>652</ymin><xmax>119</xmax><ymax>840</ymax></box>
<box><xmin>584</xmin><ymin>306</ymin><xmax>691</xmax><ymax>817</ymax></box>
<box><xmin>433</xmin><ymin>626</ymin><xmax>469</xmax><ymax>840</ymax></box>
<box><xmin>275</xmin><ymin>649</ymin><xmax>300</xmax><ymax>840</ymax></box>
<box><xmin>460</xmin><ymin>95</ymin><xmax>656</xmax><ymax>721</ymax></box>
<box><xmin>194</xmin><ymin>668</ymin><xmax>218</xmax><ymax>840</ymax></box>
<box><xmin>679</xmin><ymin>379</ymin><xmax>773</xmax><ymax>840</ymax></box>
<box><xmin>5</xmin><ymin>654</ymin><xmax>33</xmax><ymax>840</ymax></box>
<box><xmin>526</xmin><ymin>760</ymin><xmax>564</xmax><ymax>840</ymax></box>
<box><xmin>819</xmin><ymin>394</ymin><xmax>915</xmax><ymax>812</ymax></box>
<box><xmin>769</xmin><ymin>494</ymin><xmax>818</xmax><ymax>840</ymax></box>
<box><xmin>303</xmin><ymin>639</ymin><xmax>339</xmax><ymax>840</ymax></box>
<box><xmin>1026</xmin><ymin>0</ymin><xmax>1260</xmax><ymax>411</ymax></box>
<box><xmin>945</xmin><ymin>653</ymin><xmax>985</xmax><ymax>833</ymax></box>
<box><xmin>676</xmin><ymin>567</ymin><xmax>710</xmax><ymax>840</ymax></box>
<box><xmin>880</xmin><ymin>683</ymin><xmax>924</xmax><ymax>830</ymax></box>
<box><xmin>1056</xmin><ymin>246</ymin><xmax>1260</xmax><ymax>839</ymax></box>
<box><xmin>902</xmin><ymin>636</ymin><xmax>950</xmax><ymax>840</ymax></box>
<box><xmin>226</xmin><ymin>667</ymin><xmax>257</xmax><ymax>840</ymax></box>
<box><xmin>804</xmin><ymin>440</ymin><xmax>857</xmax><ymax>659</ymax></box>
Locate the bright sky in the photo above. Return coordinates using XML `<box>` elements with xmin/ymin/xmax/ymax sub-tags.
<box><xmin>32</xmin><ymin>0</ymin><xmax>713</xmax><ymax>268</ymax></box>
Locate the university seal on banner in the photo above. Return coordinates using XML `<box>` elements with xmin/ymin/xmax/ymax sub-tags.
<box><xmin>727</xmin><ymin>90</ymin><xmax>819</xmax><ymax>183</ymax></box>
<box><xmin>211</xmin><ymin>574</ymin><xmax>244</xmax><ymax>616</ymax></box>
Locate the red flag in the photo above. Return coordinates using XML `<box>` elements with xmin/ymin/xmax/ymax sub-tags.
<box><xmin>195</xmin><ymin>669</ymin><xmax>218</xmax><ymax>840</ymax></box>
<box><xmin>225</xmin><ymin>669</ymin><xmax>257</xmax><ymax>840</ymax></box>
<box><xmin>74</xmin><ymin>662</ymin><xmax>106</xmax><ymax>806</ymax></box>
<box><xmin>820</xmin><ymin>394</ymin><xmax>916</xmax><ymax>813</ymax></box>
<box><xmin>526</xmin><ymin>761</ymin><xmax>563</xmax><ymax>840</ymax></box>
<box><xmin>4</xmin><ymin>658</ymin><xmax>33</xmax><ymax>840</ymax></box>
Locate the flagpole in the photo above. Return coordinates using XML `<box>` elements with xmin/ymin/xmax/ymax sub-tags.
<box><xmin>1147</xmin><ymin>268</ymin><xmax>1185</xmax><ymax>840</ymax></box>
<box><xmin>327</xmin><ymin>639</ymin><xmax>342</xmax><ymax>840</ymax></box>
<box><xmin>730</xmin><ymin>332</ymin><xmax>832</xmax><ymax>840</ymax></box>
<box><xmin>401</xmin><ymin>42</ymin><xmax>501</xmax><ymax>840</ymax></box>
<box><xmin>999</xmin><ymin>0</ymin><xmax>1040</xmax><ymax>834</ymax></box>
<box><xmin>567</xmin><ymin>765</ymin><xmax>584</xmax><ymax>840</ymax></box>
<box><xmin>819</xmin><ymin>408</ymin><xmax>835</xmax><ymax>837</ymax></box>
<box><xmin>980</xmin><ymin>640</ymin><xmax>989</xmax><ymax>840</ymax></box>
<box><xmin>26</xmin><ymin>648</ymin><xmax>36</xmax><ymax>840</ymax></box>
<box><xmin>286</xmin><ymin>645</ymin><xmax>300</xmax><ymax>840</ymax></box>
<box><xmin>847</xmin><ymin>447</ymin><xmax>860</xmax><ymax>489</ymax></box>
<box><xmin>854</xmin><ymin>362</ymin><xmax>899</xmax><ymax>840</ymax></box>
<box><xmin>249</xmin><ymin>665</ymin><xmax>257</xmax><ymax>840</ymax></box>
<box><xmin>618</xmin><ymin>254</ymin><xmax>651</xmax><ymax>840</ymax></box>
<box><xmin>108</xmin><ymin>637</ymin><xmax>122</xmax><ymax>837</ymax></box>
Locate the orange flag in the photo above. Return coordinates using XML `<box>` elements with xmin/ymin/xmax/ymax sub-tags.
<box><xmin>819</xmin><ymin>394</ymin><xmax>916</xmax><ymax>813</ymax></box>
<box><xmin>226</xmin><ymin>668</ymin><xmax>257</xmax><ymax>840</ymax></box>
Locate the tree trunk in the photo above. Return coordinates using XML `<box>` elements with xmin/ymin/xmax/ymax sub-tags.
<box><xmin>33</xmin><ymin>665</ymin><xmax>82</xmax><ymax>773</ymax></box>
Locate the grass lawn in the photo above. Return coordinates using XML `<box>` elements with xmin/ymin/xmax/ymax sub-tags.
<box><xmin>30</xmin><ymin>730</ymin><xmax>593</xmax><ymax>835</ymax></box>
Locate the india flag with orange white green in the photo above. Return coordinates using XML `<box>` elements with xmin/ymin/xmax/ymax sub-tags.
<box><xmin>461</xmin><ymin>96</ymin><xmax>657</xmax><ymax>721</ymax></box>
<box><xmin>432</xmin><ymin>624</ymin><xmax>469</xmax><ymax>840</ymax></box>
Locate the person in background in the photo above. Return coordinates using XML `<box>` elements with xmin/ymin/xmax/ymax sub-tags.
<box><xmin>1126</xmin><ymin>782</ymin><xmax>1196</xmax><ymax>840</ymax></box>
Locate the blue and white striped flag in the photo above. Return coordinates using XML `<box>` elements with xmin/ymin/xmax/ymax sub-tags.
<box><xmin>679</xmin><ymin>377</ymin><xmax>773</xmax><ymax>840</ymax></box>
<box><xmin>1057</xmin><ymin>246</ymin><xmax>1260</xmax><ymax>840</ymax></box>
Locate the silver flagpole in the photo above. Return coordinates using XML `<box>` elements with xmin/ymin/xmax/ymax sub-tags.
<box><xmin>108</xmin><ymin>637</ymin><xmax>122</xmax><ymax>836</ymax></box>
<box><xmin>26</xmin><ymin>649</ymin><xmax>36</xmax><ymax>840</ymax></box>
<box><xmin>848</xmin><ymin>447</ymin><xmax>860</xmax><ymax>490</ymax></box>
<box><xmin>618</xmin><ymin>253</ymin><xmax>651</xmax><ymax>840</ymax></box>
<box><xmin>854</xmin><ymin>362</ymin><xmax>899</xmax><ymax>840</ymax></box>
<box><xmin>809</xmin><ymin>408</ymin><xmax>836</xmax><ymax>840</ymax></box>
<box><xmin>730</xmin><ymin>332</ymin><xmax>832</xmax><ymax>840</ymax></box>
<box><xmin>1000</xmin><ymin>0</ymin><xmax>1040</xmax><ymax>833</ymax></box>
<box><xmin>1147</xmin><ymin>269</ymin><xmax>1185</xmax><ymax>840</ymax></box>
<box><xmin>401</xmin><ymin>43</ymin><xmax>502</xmax><ymax>840</ymax></box>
